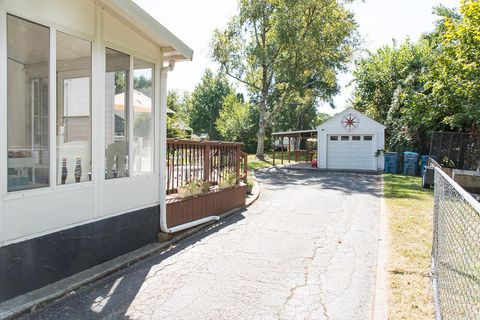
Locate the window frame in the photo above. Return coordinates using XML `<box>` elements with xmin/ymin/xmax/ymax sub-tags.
<box><xmin>56</xmin><ymin>32</ymin><xmax>93</xmax><ymax>186</ymax></box>
<box><xmin>3</xmin><ymin>12</ymin><xmax>96</xmax><ymax>195</ymax></box>
<box><xmin>1</xmin><ymin>10</ymin><xmax>159</xmax><ymax>198</ymax></box>
<box><xmin>132</xmin><ymin>57</ymin><xmax>155</xmax><ymax>176</ymax></box>
<box><xmin>103</xmin><ymin>42</ymin><xmax>157</xmax><ymax>184</ymax></box>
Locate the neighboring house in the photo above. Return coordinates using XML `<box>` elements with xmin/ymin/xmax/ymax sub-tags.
<box><xmin>317</xmin><ymin>108</ymin><xmax>385</xmax><ymax>171</ymax></box>
<box><xmin>0</xmin><ymin>0</ymin><xmax>192</xmax><ymax>303</ymax></box>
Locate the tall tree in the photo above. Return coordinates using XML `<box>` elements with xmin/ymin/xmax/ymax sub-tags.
<box><xmin>211</xmin><ymin>0</ymin><xmax>358</xmax><ymax>157</ymax></box>
<box><xmin>189</xmin><ymin>69</ymin><xmax>234</xmax><ymax>140</ymax></box>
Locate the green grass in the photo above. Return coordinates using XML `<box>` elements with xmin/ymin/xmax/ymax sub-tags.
<box><xmin>247</xmin><ymin>151</ymin><xmax>310</xmax><ymax>172</ymax></box>
<box><xmin>384</xmin><ymin>174</ymin><xmax>434</xmax><ymax>320</ymax></box>
<box><xmin>247</xmin><ymin>152</ymin><xmax>275</xmax><ymax>171</ymax></box>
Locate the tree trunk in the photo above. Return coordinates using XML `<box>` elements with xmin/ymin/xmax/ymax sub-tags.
<box><xmin>256</xmin><ymin>93</ymin><xmax>267</xmax><ymax>158</ymax></box>
<box><xmin>256</xmin><ymin>123</ymin><xmax>266</xmax><ymax>158</ymax></box>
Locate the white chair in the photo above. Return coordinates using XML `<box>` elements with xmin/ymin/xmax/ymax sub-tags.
<box><xmin>57</xmin><ymin>141</ymin><xmax>90</xmax><ymax>184</ymax></box>
<box><xmin>106</xmin><ymin>141</ymin><xmax>128</xmax><ymax>179</ymax></box>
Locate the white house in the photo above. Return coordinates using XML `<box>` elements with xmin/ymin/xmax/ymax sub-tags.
<box><xmin>0</xmin><ymin>0</ymin><xmax>192</xmax><ymax>303</ymax></box>
<box><xmin>317</xmin><ymin>108</ymin><xmax>385</xmax><ymax>171</ymax></box>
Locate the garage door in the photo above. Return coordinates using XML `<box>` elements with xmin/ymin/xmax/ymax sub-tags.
<box><xmin>327</xmin><ymin>135</ymin><xmax>374</xmax><ymax>170</ymax></box>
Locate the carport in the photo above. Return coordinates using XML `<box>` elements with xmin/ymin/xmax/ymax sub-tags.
<box><xmin>271</xmin><ymin>129</ymin><xmax>317</xmax><ymax>165</ymax></box>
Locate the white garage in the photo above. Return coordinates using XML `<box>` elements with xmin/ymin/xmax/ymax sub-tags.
<box><xmin>317</xmin><ymin>108</ymin><xmax>385</xmax><ymax>171</ymax></box>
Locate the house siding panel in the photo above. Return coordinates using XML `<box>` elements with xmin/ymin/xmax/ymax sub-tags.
<box><xmin>0</xmin><ymin>205</ymin><xmax>160</xmax><ymax>303</ymax></box>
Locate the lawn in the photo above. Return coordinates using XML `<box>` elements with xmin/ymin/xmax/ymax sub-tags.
<box><xmin>247</xmin><ymin>152</ymin><xmax>275</xmax><ymax>171</ymax></box>
<box><xmin>383</xmin><ymin>174</ymin><xmax>434</xmax><ymax>319</ymax></box>
<box><xmin>247</xmin><ymin>151</ymin><xmax>310</xmax><ymax>172</ymax></box>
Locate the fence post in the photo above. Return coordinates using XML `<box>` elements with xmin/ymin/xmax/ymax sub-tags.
<box><xmin>243</xmin><ymin>153</ymin><xmax>248</xmax><ymax>183</ymax></box>
<box><xmin>203</xmin><ymin>143</ymin><xmax>210</xmax><ymax>183</ymax></box>
<box><xmin>235</xmin><ymin>144</ymin><xmax>241</xmax><ymax>180</ymax></box>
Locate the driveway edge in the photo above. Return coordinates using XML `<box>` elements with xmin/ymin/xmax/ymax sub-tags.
<box><xmin>372</xmin><ymin>174</ymin><xmax>389</xmax><ymax>319</ymax></box>
<box><xmin>0</xmin><ymin>185</ymin><xmax>261</xmax><ymax>320</ymax></box>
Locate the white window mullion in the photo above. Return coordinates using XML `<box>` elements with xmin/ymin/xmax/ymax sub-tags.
<box><xmin>0</xmin><ymin>9</ymin><xmax>7</xmax><ymax>244</ymax></box>
<box><xmin>93</xmin><ymin>4</ymin><xmax>105</xmax><ymax>219</ymax></box>
<box><xmin>154</xmin><ymin>48</ymin><xmax>161</xmax><ymax>175</ymax></box>
<box><xmin>49</xmin><ymin>27</ymin><xmax>57</xmax><ymax>189</ymax></box>
<box><xmin>128</xmin><ymin>55</ymin><xmax>134</xmax><ymax>176</ymax></box>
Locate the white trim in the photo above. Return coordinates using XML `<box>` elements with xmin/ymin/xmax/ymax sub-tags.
<box><xmin>1</xmin><ymin>202</ymin><xmax>159</xmax><ymax>247</ymax></box>
<box><xmin>103</xmin><ymin>40</ymin><xmax>156</xmax><ymax>65</ymax></box>
<box><xmin>3</xmin><ymin>182</ymin><xmax>92</xmax><ymax>201</ymax></box>
<box><xmin>154</xmin><ymin>48</ymin><xmax>161</xmax><ymax>175</ymax></box>
<box><xmin>435</xmin><ymin>167</ymin><xmax>480</xmax><ymax>212</ymax></box>
<box><xmin>49</xmin><ymin>26</ymin><xmax>57</xmax><ymax>188</ymax></box>
<box><xmin>0</xmin><ymin>8</ymin><xmax>7</xmax><ymax>243</ymax></box>
<box><xmin>128</xmin><ymin>55</ymin><xmax>134</xmax><ymax>176</ymax></box>
<box><xmin>317</xmin><ymin>107</ymin><xmax>386</xmax><ymax>130</ymax></box>
<box><xmin>92</xmin><ymin>4</ymin><xmax>105</xmax><ymax>219</ymax></box>
<box><xmin>159</xmin><ymin>59</ymin><xmax>169</xmax><ymax>233</ymax></box>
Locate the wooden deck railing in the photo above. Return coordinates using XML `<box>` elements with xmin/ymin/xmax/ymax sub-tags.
<box><xmin>166</xmin><ymin>139</ymin><xmax>247</xmax><ymax>194</ymax></box>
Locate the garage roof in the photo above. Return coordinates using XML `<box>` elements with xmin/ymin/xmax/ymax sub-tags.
<box><xmin>317</xmin><ymin>107</ymin><xmax>386</xmax><ymax>130</ymax></box>
<box><xmin>100</xmin><ymin>0</ymin><xmax>193</xmax><ymax>62</ymax></box>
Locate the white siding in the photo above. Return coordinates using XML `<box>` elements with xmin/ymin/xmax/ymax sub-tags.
<box><xmin>103</xmin><ymin>10</ymin><xmax>157</xmax><ymax>61</ymax></box>
<box><xmin>1</xmin><ymin>0</ymin><xmax>95</xmax><ymax>39</ymax></box>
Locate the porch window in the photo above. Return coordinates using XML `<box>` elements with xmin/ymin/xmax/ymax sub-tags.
<box><xmin>133</xmin><ymin>58</ymin><xmax>154</xmax><ymax>174</ymax></box>
<box><xmin>7</xmin><ymin>15</ymin><xmax>50</xmax><ymax>191</ymax></box>
<box><xmin>105</xmin><ymin>48</ymin><xmax>130</xmax><ymax>179</ymax></box>
<box><xmin>56</xmin><ymin>31</ymin><xmax>92</xmax><ymax>185</ymax></box>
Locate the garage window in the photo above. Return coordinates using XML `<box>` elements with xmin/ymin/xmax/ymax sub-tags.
<box><xmin>352</xmin><ymin>136</ymin><xmax>361</xmax><ymax>141</ymax></box>
<box><xmin>330</xmin><ymin>136</ymin><xmax>338</xmax><ymax>141</ymax></box>
<box><xmin>341</xmin><ymin>136</ymin><xmax>350</xmax><ymax>141</ymax></box>
<box><xmin>364</xmin><ymin>136</ymin><xmax>373</xmax><ymax>141</ymax></box>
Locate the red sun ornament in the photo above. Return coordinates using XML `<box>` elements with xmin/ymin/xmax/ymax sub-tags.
<box><xmin>341</xmin><ymin>113</ymin><xmax>360</xmax><ymax>131</ymax></box>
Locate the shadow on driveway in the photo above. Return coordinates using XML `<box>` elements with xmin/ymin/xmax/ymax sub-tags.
<box><xmin>256</xmin><ymin>167</ymin><xmax>382</xmax><ymax>197</ymax></box>
<box><xmin>21</xmin><ymin>212</ymin><xmax>247</xmax><ymax>320</ymax></box>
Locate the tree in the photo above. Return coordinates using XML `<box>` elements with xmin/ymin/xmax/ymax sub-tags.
<box><xmin>167</xmin><ymin>90</ymin><xmax>191</xmax><ymax>138</ymax></box>
<box><xmin>427</xmin><ymin>0</ymin><xmax>480</xmax><ymax>135</ymax></box>
<box><xmin>189</xmin><ymin>69</ymin><xmax>234</xmax><ymax>140</ymax></box>
<box><xmin>216</xmin><ymin>93</ymin><xmax>252</xmax><ymax>141</ymax></box>
<box><xmin>352</xmin><ymin>39</ymin><xmax>435</xmax><ymax>151</ymax></box>
<box><xmin>212</xmin><ymin>0</ymin><xmax>358</xmax><ymax>157</ymax></box>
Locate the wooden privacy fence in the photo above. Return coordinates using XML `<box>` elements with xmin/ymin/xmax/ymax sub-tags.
<box><xmin>166</xmin><ymin>139</ymin><xmax>248</xmax><ymax>194</ymax></box>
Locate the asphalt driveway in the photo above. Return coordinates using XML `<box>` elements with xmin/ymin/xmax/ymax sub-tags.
<box><xmin>21</xmin><ymin>168</ymin><xmax>382</xmax><ymax>320</ymax></box>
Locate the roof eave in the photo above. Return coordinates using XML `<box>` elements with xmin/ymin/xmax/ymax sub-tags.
<box><xmin>100</xmin><ymin>0</ymin><xmax>193</xmax><ymax>62</ymax></box>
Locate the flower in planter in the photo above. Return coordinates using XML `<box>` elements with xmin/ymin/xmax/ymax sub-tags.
<box><xmin>219</xmin><ymin>171</ymin><xmax>239</xmax><ymax>189</ymax></box>
<box><xmin>178</xmin><ymin>178</ymin><xmax>211</xmax><ymax>198</ymax></box>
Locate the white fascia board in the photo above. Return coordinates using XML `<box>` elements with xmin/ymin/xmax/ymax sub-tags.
<box><xmin>316</xmin><ymin>107</ymin><xmax>386</xmax><ymax>130</ymax></box>
<box><xmin>99</xmin><ymin>0</ymin><xmax>193</xmax><ymax>61</ymax></box>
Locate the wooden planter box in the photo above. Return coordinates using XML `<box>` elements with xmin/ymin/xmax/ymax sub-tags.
<box><xmin>166</xmin><ymin>184</ymin><xmax>247</xmax><ymax>228</ymax></box>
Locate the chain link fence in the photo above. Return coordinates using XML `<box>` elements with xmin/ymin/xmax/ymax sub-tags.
<box><xmin>432</xmin><ymin>168</ymin><xmax>480</xmax><ymax>319</ymax></box>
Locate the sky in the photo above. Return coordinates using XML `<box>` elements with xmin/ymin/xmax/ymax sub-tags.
<box><xmin>134</xmin><ymin>0</ymin><xmax>457</xmax><ymax>116</ymax></box>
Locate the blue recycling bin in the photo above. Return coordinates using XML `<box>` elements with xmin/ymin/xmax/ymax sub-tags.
<box><xmin>403</xmin><ymin>152</ymin><xmax>419</xmax><ymax>176</ymax></box>
<box><xmin>384</xmin><ymin>152</ymin><xmax>399</xmax><ymax>174</ymax></box>
<box><xmin>420</xmin><ymin>155</ymin><xmax>429</xmax><ymax>177</ymax></box>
